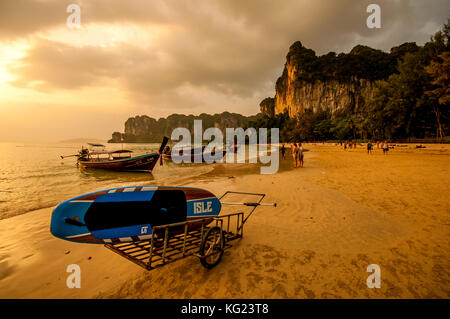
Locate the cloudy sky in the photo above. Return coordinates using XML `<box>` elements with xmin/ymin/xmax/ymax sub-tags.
<box><xmin>0</xmin><ymin>0</ymin><xmax>448</xmax><ymax>142</ymax></box>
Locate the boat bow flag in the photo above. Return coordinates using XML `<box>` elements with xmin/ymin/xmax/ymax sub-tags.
<box><xmin>158</xmin><ymin>136</ymin><xmax>169</xmax><ymax>166</ymax></box>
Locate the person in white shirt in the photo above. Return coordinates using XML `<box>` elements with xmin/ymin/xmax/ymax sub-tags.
<box><xmin>298</xmin><ymin>143</ymin><xmax>304</xmax><ymax>167</ymax></box>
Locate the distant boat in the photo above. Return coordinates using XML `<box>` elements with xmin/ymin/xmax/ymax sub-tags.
<box><xmin>61</xmin><ymin>137</ymin><xmax>168</xmax><ymax>172</ymax></box>
<box><xmin>162</xmin><ymin>145</ymin><xmax>226</xmax><ymax>163</ymax></box>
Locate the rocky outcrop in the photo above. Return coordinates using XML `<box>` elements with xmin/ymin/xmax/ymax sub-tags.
<box><xmin>260</xmin><ymin>97</ymin><xmax>275</xmax><ymax>117</ymax></box>
<box><xmin>109</xmin><ymin>112</ymin><xmax>251</xmax><ymax>143</ymax></box>
<box><xmin>266</xmin><ymin>41</ymin><xmax>395</xmax><ymax>117</ymax></box>
<box><xmin>275</xmin><ymin>76</ymin><xmax>376</xmax><ymax>117</ymax></box>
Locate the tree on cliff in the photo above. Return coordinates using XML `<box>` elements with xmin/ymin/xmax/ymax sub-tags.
<box><xmin>365</xmin><ymin>22</ymin><xmax>449</xmax><ymax>140</ymax></box>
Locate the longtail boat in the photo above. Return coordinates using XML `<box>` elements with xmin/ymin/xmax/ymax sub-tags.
<box><xmin>61</xmin><ymin>137</ymin><xmax>168</xmax><ymax>172</ymax></box>
<box><xmin>162</xmin><ymin>145</ymin><xmax>226</xmax><ymax>162</ymax></box>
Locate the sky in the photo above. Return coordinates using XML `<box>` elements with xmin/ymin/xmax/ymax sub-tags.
<box><xmin>0</xmin><ymin>0</ymin><xmax>448</xmax><ymax>142</ymax></box>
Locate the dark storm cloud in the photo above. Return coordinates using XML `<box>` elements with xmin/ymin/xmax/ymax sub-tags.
<box><xmin>0</xmin><ymin>0</ymin><xmax>170</xmax><ymax>39</ymax></box>
<box><xmin>0</xmin><ymin>0</ymin><xmax>65</xmax><ymax>39</ymax></box>
<box><xmin>4</xmin><ymin>0</ymin><xmax>450</xmax><ymax>114</ymax></box>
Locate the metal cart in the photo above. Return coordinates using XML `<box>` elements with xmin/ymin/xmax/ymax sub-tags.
<box><xmin>105</xmin><ymin>191</ymin><xmax>276</xmax><ymax>270</ymax></box>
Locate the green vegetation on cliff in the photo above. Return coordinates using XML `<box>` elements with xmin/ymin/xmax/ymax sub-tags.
<box><xmin>275</xmin><ymin>40</ymin><xmax>405</xmax><ymax>89</ymax></box>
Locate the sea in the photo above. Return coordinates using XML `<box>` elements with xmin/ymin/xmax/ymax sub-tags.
<box><xmin>0</xmin><ymin>142</ymin><xmax>216</xmax><ymax>220</ymax></box>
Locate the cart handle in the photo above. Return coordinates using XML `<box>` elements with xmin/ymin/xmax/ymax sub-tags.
<box><xmin>218</xmin><ymin>191</ymin><xmax>277</xmax><ymax>231</ymax></box>
<box><xmin>221</xmin><ymin>202</ymin><xmax>277</xmax><ymax>207</ymax></box>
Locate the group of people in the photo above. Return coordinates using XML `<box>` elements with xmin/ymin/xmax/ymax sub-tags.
<box><xmin>340</xmin><ymin>140</ymin><xmax>391</xmax><ymax>155</ymax></box>
<box><xmin>280</xmin><ymin>143</ymin><xmax>304</xmax><ymax>168</ymax></box>
<box><xmin>341</xmin><ymin>141</ymin><xmax>358</xmax><ymax>150</ymax></box>
<box><xmin>366</xmin><ymin>140</ymin><xmax>390</xmax><ymax>155</ymax></box>
<box><xmin>279</xmin><ymin>138</ymin><xmax>392</xmax><ymax>168</ymax></box>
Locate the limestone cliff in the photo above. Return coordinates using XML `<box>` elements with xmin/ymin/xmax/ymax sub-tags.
<box><xmin>265</xmin><ymin>41</ymin><xmax>397</xmax><ymax>117</ymax></box>
<box><xmin>275</xmin><ymin>76</ymin><xmax>376</xmax><ymax>117</ymax></box>
<box><xmin>259</xmin><ymin>97</ymin><xmax>275</xmax><ymax>117</ymax></box>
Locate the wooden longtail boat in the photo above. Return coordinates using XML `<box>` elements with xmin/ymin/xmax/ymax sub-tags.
<box><xmin>62</xmin><ymin>137</ymin><xmax>168</xmax><ymax>172</ymax></box>
<box><xmin>162</xmin><ymin>145</ymin><xmax>226</xmax><ymax>162</ymax></box>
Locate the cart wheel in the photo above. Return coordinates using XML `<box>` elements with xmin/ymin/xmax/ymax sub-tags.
<box><xmin>199</xmin><ymin>226</ymin><xmax>225</xmax><ymax>269</ymax></box>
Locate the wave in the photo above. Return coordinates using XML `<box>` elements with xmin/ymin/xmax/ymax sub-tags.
<box><xmin>10</xmin><ymin>171</ymin><xmax>75</xmax><ymax>181</ymax></box>
<box><xmin>0</xmin><ymin>202</ymin><xmax>57</xmax><ymax>221</ymax></box>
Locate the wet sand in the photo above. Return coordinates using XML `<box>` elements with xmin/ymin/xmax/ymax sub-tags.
<box><xmin>0</xmin><ymin>144</ymin><xmax>448</xmax><ymax>298</ymax></box>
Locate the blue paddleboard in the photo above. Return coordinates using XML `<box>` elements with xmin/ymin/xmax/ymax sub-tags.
<box><xmin>50</xmin><ymin>186</ymin><xmax>221</xmax><ymax>244</ymax></box>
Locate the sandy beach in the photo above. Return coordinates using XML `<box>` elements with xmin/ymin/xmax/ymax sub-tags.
<box><xmin>0</xmin><ymin>144</ymin><xmax>448</xmax><ymax>298</ymax></box>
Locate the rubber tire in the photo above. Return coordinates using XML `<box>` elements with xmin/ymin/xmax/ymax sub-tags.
<box><xmin>199</xmin><ymin>226</ymin><xmax>225</xmax><ymax>269</ymax></box>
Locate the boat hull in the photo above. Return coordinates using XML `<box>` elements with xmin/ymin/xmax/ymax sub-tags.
<box><xmin>78</xmin><ymin>153</ymin><xmax>159</xmax><ymax>171</ymax></box>
<box><xmin>163</xmin><ymin>150</ymin><xmax>226</xmax><ymax>163</ymax></box>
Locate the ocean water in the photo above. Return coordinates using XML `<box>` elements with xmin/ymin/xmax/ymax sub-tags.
<box><xmin>0</xmin><ymin>142</ymin><xmax>215</xmax><ymax>220</ymax></box>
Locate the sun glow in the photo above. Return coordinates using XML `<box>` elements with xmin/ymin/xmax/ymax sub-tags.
<box><xmin>0</xmin><ymin>22</ymin><xmax>164</xmax><ymax>115</ymax></box>
<box><xmin>0</xmin><ymin>41</ymin><xmax>30</xmax><ymax>85</ymax></box>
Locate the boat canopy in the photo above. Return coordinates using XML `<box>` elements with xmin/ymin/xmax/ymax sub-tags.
<box><xmin>88</xmin><ymin>150</ymin><xmax>110</xmax><ymax>155</ymax></box>
<box><xmin>88</xmin><ymin>149</ymin><xmax>133</xmax><ymax>155</ymax></box>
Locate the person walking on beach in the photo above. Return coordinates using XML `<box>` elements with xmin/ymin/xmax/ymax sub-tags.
<box><xmin>367</xmin><ymin>141</ymin><xmax>372</xmax><ymax>154</ymax></box>
<box><xmin>281</xmin><ymin>144</ymin><xmax>286</xmax><ymax>159</ymax></box>
<box><xmin>291</xmin><ymin>143</ymin><xmax>298</xmax><ymax>167</ymax></box>
<box><xmin>344</xmin><ymin>142</ymin><xmax>347</xmax><ymax>151</ymax></box>
<box><xmin>382</xmin><ymin>141</ymin><xmax>389</xmax><ymax>155</ymax></box>
<box><xmin>298</xmin><ymin>143</ymin><xmax>304</xmax><ymax>167</ymax></box>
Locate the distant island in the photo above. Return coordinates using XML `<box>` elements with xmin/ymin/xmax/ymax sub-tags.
<box><xmin>110</xmin><ymin>22</ymin><xmax>449</xmax><ymax>143</ymax></box>
<box><xmin>108</xmin><ymin>112</ymin><xmax>258</xmax><ymax>143</ymax></box>
<box><xmin>60</xmin><ymin>138</ymin><xmax>106</xmax><ymax>144</ymax></box>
